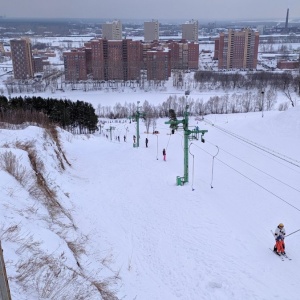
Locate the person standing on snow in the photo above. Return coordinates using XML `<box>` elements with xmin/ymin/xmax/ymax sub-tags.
<box><xmin>163</xmin><ymin>148</ymin><xmax>166</xmax><ymax>161</ymax></box>
<box><xmin>273</xmin><ymin>223</ymin><xmax>286</xmax><ymax>255</ymax></box>
<box><xmin>145</xmin><ymin>137</ymin><xmax>148</xmax><ymax>148</ymax></box>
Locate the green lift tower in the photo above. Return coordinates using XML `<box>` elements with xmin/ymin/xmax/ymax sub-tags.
<box><xmin>131</xmin><ymin>101</ymin><xmax>146</xmax><ymax>148</ymax></box>
<box><xmin>165</xmin><ymin>104</ymin><xmax>208</xmax><ymax>186</ymax></box>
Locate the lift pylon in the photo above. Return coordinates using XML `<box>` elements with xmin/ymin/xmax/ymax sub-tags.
<box><xmin>130</xmin><ymin>101</ymin><xmax>146</xmax><ymax>148</ymax></box>
<box><xmin>165</xmin><ymin>104</ymin><xmax>208</xmax><ymax>185</ymax></box>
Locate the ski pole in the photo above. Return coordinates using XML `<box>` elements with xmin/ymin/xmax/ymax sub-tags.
<box><xmin>285</xmin><ymin>228</ymin><xmax>300</xmax><ymax>237</ymax></box>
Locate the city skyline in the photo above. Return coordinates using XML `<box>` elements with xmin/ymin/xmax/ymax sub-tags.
<box><xmin>1</xmin><ymin>0</ymin><xmax>300</xmax><ymax>21</ymax></box>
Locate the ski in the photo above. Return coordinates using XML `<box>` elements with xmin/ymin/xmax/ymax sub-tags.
<box><xmin>282</xmin><ymin>253</ymin><xmax>292</xmax><ymax>261</ymax></box>
<box><xmin>269</xmin><ymin>248</ymin><xmax>284</xmax><ymax>261</ymax></box>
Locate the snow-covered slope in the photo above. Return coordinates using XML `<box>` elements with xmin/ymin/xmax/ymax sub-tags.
<box><xmin>1</xmin><ymin>107</ymin><xmax>300</xmax><ymax>300</ymax></box>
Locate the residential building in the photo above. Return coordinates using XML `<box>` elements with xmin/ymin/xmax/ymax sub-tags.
<box><xmin>106</xmin><ymin>41</ymin><xmax>124</xmax><ymax>80</ymax></box>
<box><xmin>182</xmin><ymin>20</ymin><xmax>198</xmax><ymax>42</ymax></box>
<box><xmin>144</xmin><ymin>20</ymin><xmax>159</xmax><ymax>42</ymax></box>
<box><xmin>162</xmin><ymin>40</ymin><xmax>199</xmax><ymax>70</ymax></box>
<box><xmin>123</xmin><ymin>39</ymin><xmax>143</xmax><ymax>80</ymax></box>
<box><xmin>146</xmin><ymin>48</ymin><xmax>171</xmax><ymax>81</ymax></box>
<box><xmin>216</xmin><ymin>29</ymin><xmax>259</xmax><ymax>70</ymax></box>
<box><xmin>90</xmin><ymin>38</ymin><xmax>142</xmax><ymax>81</ymax></box>
<box><xmin>64</xmin><ymin>38</ymin><xmax>198</xmax><ymax>82</ymax></box>
<box><xmin>10</xmin><ymin>38</ymin><xmax>34</xmax><ymax>79</ymax></box>
<box><xmin>91</xmin><ymin>39</ymin><xmax>105</xmax><ymax>80</ymax></box>
<box><xmin>102</xmin><ymin>20</ymin><xmax>122</xmax><ymax>40</ymax></box>
<box><xmin>213</xmin><ymin>38</ymin><xmax>219</xmax><ymax>60</ymax></box>
<box><xmin>33</xmin><ymin>57</ymin><xmax>44</xmax><ymax>73</ymax></box>
<box><xmin>63</xmin><ymin>49</ymin><xmax>87</xmax><ymax>81</ymax></box>
<box><xmin>187</xmin><ymin>42</ymin><xmax>199</xmax><ymax>69</ymax></box>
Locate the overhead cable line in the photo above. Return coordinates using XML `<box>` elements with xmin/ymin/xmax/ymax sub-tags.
<box><xmin>192</xmin><ymin>143</ymin><xmax>300</xmax><ymax>213</ymax></box>
<box><xmin>206</xmin><ymin>140</ymin><xmax>300</xmax><ymax>194</ymax></box>
<box><xmin>204</xmin><ymin>118</ymin><xmax>300</xmax><ymax>168</ymax></box>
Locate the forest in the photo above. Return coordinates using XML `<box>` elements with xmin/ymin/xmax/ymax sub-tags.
<box><xmin>0</xmin><ymin>96</ymin><xmax>98</xmax><ymax>134</ymax></box>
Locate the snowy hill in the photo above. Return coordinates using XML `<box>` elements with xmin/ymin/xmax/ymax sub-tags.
<box><xmin>1</xmin><ymin>106</ymin><xmax>300</xmax><ymax>299</ymax></box>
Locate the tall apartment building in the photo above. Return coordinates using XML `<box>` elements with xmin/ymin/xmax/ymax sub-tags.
<box><xmin>90</xmin><ymin>39</ymin><xmax>142</xmax><ymax>81</ymax></box>
<box><xmin>167</xmin><ymin>40</ymin><xmax>199</xmax><ymax>70</ymax></box>
<box><xmin>123</xmin><ymin>39</ymin><xmax>143</xmax><ymax>80</ymax></box>
<box><xmin>63</xmin><ymin>39</ymin><xmax>197</xmax><ymax>82</ymax></box>
<box><xmin>102</xmin><ymin>20</ymin><xmax>122</xmax><ymax>40</ymax></box>
<box><xmin>182</xmin><ymin>20</ymin><xmax>198</xmax><ymax>42</ymax></box>
<box><xmin>10</xmin><ymin>38</ymin><xmax>34</xmax><ymax>79</ymax></box>
<box><xmin>63</xmin><ymin>49</ymin><xmax>87</xmax><ymax>81</ymax></box>
<box><xmin>144</xmin><ymin>20</ymin><xmax>159</xmax><ymax>42</ymax></box>
<box><xmin>91</xmin><ymin>39</ymin><xmax>105</xmax><ymax>80</ymax></box>
<box><xmin>216</xmin><ymin>29</ymin><xmax>259</xmax><ymax>70</ymax></box>
<box><xmin>146</xmin><ymin>49</ymin><xmax>171</xmax><ymax>81</ymax></box>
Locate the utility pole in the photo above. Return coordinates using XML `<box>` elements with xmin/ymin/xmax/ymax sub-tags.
<box><xmin>165</xmin><ymin>103</ymin><xmax>208</xmax><ymax>186</ymax></box>
<box><xmin>0</xmin><ymin>241</ymin><xmax>12</xmax><ymax>300</ymax></box>
<box><xmin>106</xmin><ymin>126</ymin><xmax>115</xmax><ymax>141</ymax></box>
<box><xmin>130</xmin><ymin>101</ymin><xmax>146</xmax><ymax>148</ymax></box>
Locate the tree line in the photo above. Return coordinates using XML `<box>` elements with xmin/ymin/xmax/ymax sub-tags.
<box><xmin>96</xmin><ymin>88</ymin><xmax>282</xmax><ymax>134</ymax></box>
<box><xmin>0</xmin><ymin>96</ymin><xmax>98</xmax><ymax>134</ymax></box>
<box><xmin>193</xmin><ymin>71</ymin><xmax>300</xmax><ymax>95</ymax></box>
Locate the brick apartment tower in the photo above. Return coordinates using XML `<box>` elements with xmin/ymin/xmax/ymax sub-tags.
<box><xmin>182</xmin><ymin>20</ymin><xmax>198</xmax><ymax>42</ymax></box>
<box><xmin>144</xmin><ymin>20</ymin><xmax>159</xmax><ymax>42</ymax></box>
<box><xmin>63</xmin><ymin>49</ymin><xmax>87</xmax><ymax>81</ymax></box>
<box><xmin>167</xmin><ymin>40</ymin><xmax>199</xmax><ymax>70</ymax></box>
<box><xmin>146</xmin><ymin>49</ymin><xmax>171</xmax><ymax>81</ymax></box>
<box><xmin>10</xmin><ymin>38</ymin><xmax>34</xmax><ymax>79</ymax></box>
<box><xmin>217</xmin><ymin>29</ymin><xmax>259</xmax><ymax>70</ymax></box>
<box><xmin>91</xmin><ymin>39</ymin><xmax>105</xmax><ymax>80</ymax></box>
<box><xmin>64</xmin><ymin>39</ymin><xmax>197</xmax><ymax>82</ymax></box>
<box><xmin>91</xmin><ymin>39</ymin><xmax>142</xmax><ymax>81</ymax></box>
<box><xmin>123</xmin><ymin>39</ymin><xmax>143</xmax><ymax>80</ymax></box>
<box><xmin>102</xmin><ymin>20</ymin><xmax>122</xmax><ymax>40</ymax></box>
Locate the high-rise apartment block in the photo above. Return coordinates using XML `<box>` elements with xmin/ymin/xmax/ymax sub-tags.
<box><xmin>88</xmin><ymin>39</ymin><xmax>143</xmax><ymax>81</ymax></box>
<box><xmin>167</xmin><ymin>41</ymin><xmax>199</xmax><ymax>70</ymax></box>
<box><xmin>216</xmin><ymin>29</ymin><xmax>259</xmax><ymax>70</ymax></box>
<box><xmin>144</xmin><ymin>20</ymin><xmax>159</xmax><ymax>42</ymax></box>
<box><xmin>63</xmin><ymin>39</ymin><xmax>198</xmax><ymax>81</ymax></box>
<box><xmin>146</xmin><ymin>48</ymin><xmax>171</xmax><ymax>80</ymax></box>
<box><xmin>63</xmin><ymin>49</ymin><xmax>87</xmax><ymax>81</ymax></box>
<box><xmin>10</xmin><ymin>38</ymin><xmax>34</xmax><ymax>79</ymax></box>
<box><xmin>102</xmin><ymin>20</ymin><xmax>122</xmax><ymax>40</ymax></box>
<box><xmin>182</xmin><ymin>20</ymin><xmax>198</xmax><ymax>42</ymax></box>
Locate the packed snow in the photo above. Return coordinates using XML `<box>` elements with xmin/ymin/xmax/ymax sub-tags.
<box><xmin>0</xmin><ymin>86</ymin><xmax>300</xmax><ymax>299</ymax></box>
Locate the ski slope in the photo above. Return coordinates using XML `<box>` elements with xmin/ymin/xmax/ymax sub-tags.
<box><xmin>1</xmin><ymin>107</ymin><xmax>300</xmax><ymax>299</ymax></box>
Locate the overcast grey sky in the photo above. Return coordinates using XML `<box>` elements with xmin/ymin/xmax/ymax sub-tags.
<box><xmin>2</xmin><ymin>0</ymin><xmax>299</xmax><ymax>21</ymax></box>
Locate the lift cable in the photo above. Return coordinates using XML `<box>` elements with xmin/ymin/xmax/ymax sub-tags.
<box><xmin>165</xmin><ymin>132</ymin><xmax>172</xmax><ymax>150</ymax></box>
<box><xmin>206</xmin><ymin>140</ymin><xmax>300</xmax><ymax>194</ymax></box>
<box><xmin>204</xmin><ymin>118</ymin><xmax>300</xmax><ymax>168</ymax></box>
<box><xmin>192</xmin><ymin>143</ymin><xmax>300</xmax><ymax>213</ymax></box>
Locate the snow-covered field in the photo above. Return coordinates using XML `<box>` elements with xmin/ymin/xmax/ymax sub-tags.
<box><xmin>0</xmin><ymin>34</ymin><xmax>300</xmax><ymax>299</ymax></box>
<box><xmin>1</xmin><ymin>94</ymin><xmax>300</xmax><ymax>299</ymax></box>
